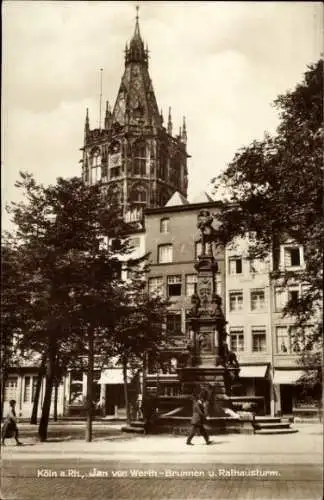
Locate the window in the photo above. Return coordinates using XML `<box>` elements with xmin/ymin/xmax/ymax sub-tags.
<box><xmin>195</xmin><ymin>241</ymin><xmax>202</xmax><ymax>259</ymax></box>
<box><xmin>101</xmin><ymin>161</ymin><xmax>108</xmax><ymax>179</ymax></box>
<box><xmin>186</xmin><ymin>274</ymin><xmax>197</xmax><ymax>297</ymax></box>
<box><xmin>24</xmin><ymin>376</ymin><xmax>31</xmax><ymax>403</ymax></box>
<box><xmin>230</xmin><ymin>327</ymin><xmax>244</xmax><ymax>352</ymax></box>
<box><xmin>289</xmin><ymin>326</ymin><xmax>303</xmax><ymax>353</ymax></box>
<box><xmin>91</xmin><ymin>150</ymin><xmax>102</xmax><ymax>184</ymax></box>
<box><xmin>148</xmin><ymin>277</ymin><xmax>164</xmax><ymax>297</ymax></box>
<box><xmin>133</xmin><ymin>141</ymin><xmax>146</xmax><ymax>176</ymax></box>
<box><xmin>158</xmin><ymin>244</ymin><xmax>173</xmax><ymax>263</ymax></box>
<box><xmin>252</xmin><ymin>328</ymin><xmax>267</xmax><ymax>352</ymax></box>
<box><xmin>110</xmin><ymin>167</ymin><xmax>121</xmax><ymax>178</ymax></box>
<box><xmin>166</xmin><ymin>313</ymin><xmax>182</xmax><ymax>335</ymax></box>
<box><xmin>276</xmin><ymin>325</ymin><xmax>302</xmax><ymax>353</ymax></box>
<box><xmin>107</xmin><ymin>185</ymin><xmax>122</xmax><ymax>206</ymax></box>
<box><xmin>130</xmin><ymin>186</ymin><xmax>147</xmax><ymax>204</ymax></box>
<box><xmin>229</xmin><ymin>290</ymin><xmax>243</xmax><ymax>311</ymax></box>
<box><xmin>288</xmin><ymin>286</ymin><xmax>299</xmax><ymax>306</ymax></box>
<box><xmin>167</xmin><ymin>275</ymin><xmax>182</xmax><ymax>296</ymax></box>
<box><xmin>229</xmin><ymin>258</ymin><xmax>242</xmax><ymax>274</ymax></box>
<box><xmin>276</xmin><ymin>326</ymin><xmax>290</xmax><ymax>353</ymax></box>
<box><xmin>160</xmin><ymin>218</ymin><xmax>169</xmax><ymax>233</ymax></box>
<box><xmin>275</xmin><ymin>287</ymin><xmax>287</xmax><ymax>311</ymax></box>
<box><xmin>250</xmin><ymin>289</ymin><xmax>265</xmax><ymax>311</ymax></box>
<box><xmin>4</xmin><ymin>377</ymin><xmax>18</xmax><ymax>402</ymax></box>
<box><xmin>283</xmin><ymin>246</ymin><xmax>302</xmax><ymax>268</ymax></box>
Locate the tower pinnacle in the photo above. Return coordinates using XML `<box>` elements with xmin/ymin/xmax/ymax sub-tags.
<box><xmin>125</xmin><ymin>4</ymin><xmax>148</xmax><ymax>66</ymax></box>
<box><xmin>167</xmin><ymin>107</ymin><xmax>173</xmax><ymax>135</ymax></box>
<box><xmin>182</xmin><ymin>116</ymin><xmax>187</xmax><ymax>144</ymax></box>
<box><xmin>84</xmin><ymin>108</ymin><xmax>89</xmax><ymax>141</ymax></box>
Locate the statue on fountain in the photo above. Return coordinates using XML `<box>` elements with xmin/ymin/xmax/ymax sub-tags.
<box><xmin>197</xmin><ymin>209</ymin><xmax>218</xmax><ymax>257</ymax></box>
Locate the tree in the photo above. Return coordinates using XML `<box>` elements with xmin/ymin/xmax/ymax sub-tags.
<box><xmin>212</xmin><ymin>59</ymin><xmax>323</xmax><ymax>387</ymax></box>
<box><xmin>1</xmin><ymin>241</ymin><xmax>29</xmax><ymax>420</ymax></box>
<box><xmin>6</xmin><ymin>173</ymin><xmax>132</xmax><ymax>440</ymax></box>
<box><xmin>112</xmin><ymin>270</ymin><xmax>169</xmax><ymax>424</ymax></box>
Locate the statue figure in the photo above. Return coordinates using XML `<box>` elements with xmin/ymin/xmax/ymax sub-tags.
<box><xmin>197</xmin><ymin>210</ymin><xmax>216</xmax><ymax>256</ymax></box>
<box><xmin>190</xmin><ymin>292</ymin><xmax>201</xmax><ymax>317</ymax></box>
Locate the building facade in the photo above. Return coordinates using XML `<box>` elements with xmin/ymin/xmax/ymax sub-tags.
<box><xmin>144</xmin><ymin>192</ymin><xmax>225</xmax><ymax>394</ymax></box>
<box><xmin>225</xmin><ymin>235</ymin><xmax>273</xmax><ymax>415</ymax></box>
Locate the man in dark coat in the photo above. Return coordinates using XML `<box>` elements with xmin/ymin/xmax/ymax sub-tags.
<box><xmin>2</xmin><ymin>400</ymin><xmax>23</xmax><ymax>446</ymax></box>
<box><xmin>186</xmin><ymin>394</ymin><xmax>211</xmax><ymax>445</ymax></box>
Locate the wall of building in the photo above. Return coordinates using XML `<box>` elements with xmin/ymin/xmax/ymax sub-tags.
<box><xmin>3</xmin><ymin>370</ymin><xmax>65</xmax><ymax>420</ymax></box>
<box><xmin>145</xmin><ymin>203</ymin><xmax>225</xmax><ymax>336</ymax></box>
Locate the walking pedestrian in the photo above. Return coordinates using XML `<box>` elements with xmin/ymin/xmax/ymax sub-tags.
<box><xmin>2</xmin><ymin>400</ymin><xmax>23</xmax><ymax>446</ymax></box>
<box><xmin>186</xmin><ymin>393</ymin><xmax>212</xmax><ymax>445</ymax></box>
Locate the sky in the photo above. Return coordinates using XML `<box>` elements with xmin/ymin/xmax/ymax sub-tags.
<box><xmin>2</xmin><ymin>1</ymin><xmax>322</xmax><ymax>230</ymax></box>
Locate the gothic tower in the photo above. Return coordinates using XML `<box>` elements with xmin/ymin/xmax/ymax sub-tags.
<box><xmin>81</xmin><ymin>8</ymin><xmax>189</xmax><ymax>221</ymax></box>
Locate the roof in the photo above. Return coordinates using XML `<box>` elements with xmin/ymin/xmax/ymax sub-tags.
<box><xmin>165</xmin><ymin>191</ymin><xmax>189</xmax><ymax>207</ymax></box>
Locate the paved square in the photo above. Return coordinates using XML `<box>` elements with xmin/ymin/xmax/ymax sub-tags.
<box><xmin>1</xmin><ymin>422</ymin><xmax>323</xmax><ymax>499</ymax></box>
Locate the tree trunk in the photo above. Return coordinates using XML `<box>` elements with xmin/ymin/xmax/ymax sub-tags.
<box><xmin>53</xmin><ymin>379</ymin><xmax>59</xmax><ymax>422</ymax></box>
<box><xmin>85</xmin><ymin>330</ymin><xmax>94</xmax><ymax>442</ymax></box>
<box><xmin>142</xmin><ymin>352</ymin><xmax>147</xmax><ymax>403</ymax></box>
<box><xmin>123</xmin><ymin>358</ymin><xmax>130</xmax><ymax>425</ymax></box>
<box><xmin>30</xmin><ymin>355</ymin><xmax>46</xmax><ymax>424</ymax></box>
<box><xmin>38</xmin><ymin>343</ymin><xmax>56</xmax><ymax>442</ymax></box>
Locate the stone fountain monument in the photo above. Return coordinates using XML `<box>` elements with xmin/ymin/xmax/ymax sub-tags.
<box><xmin>138</xmin><ymin>209</ymin><xmax>243</xmax><ymax>434</ymax></box>
<box><xmin>179</xmin><ymin>209</ymin><xmax>240</xmax><ymax>417</ymax></box>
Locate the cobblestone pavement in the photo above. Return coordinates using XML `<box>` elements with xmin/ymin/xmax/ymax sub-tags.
<box><xmin>1</xmin><ymin>423</ymin><xmax>322</xmax><ymax>500</ymax></box>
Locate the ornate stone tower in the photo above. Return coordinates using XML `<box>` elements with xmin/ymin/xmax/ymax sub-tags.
<box><xmin>81</xmin><ymin>8</ymin><xmax>189</xmax><ymax>220</ymax></box>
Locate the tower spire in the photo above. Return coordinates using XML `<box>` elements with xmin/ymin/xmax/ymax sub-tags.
<box><xmin>167</xmin><ymin>107</ymin><xmax>173</xmax><ymax>135</ymax></box>
<box><xmin>84</xmin><ymin>108</ymin><xmax>89</xmax><ymax>142</ymax></box>
<box><xmin>104</xmin><ymin>100</ymin><xmax>112</xmax><ymax>129</ymax></box>
<box><xmin>125</xmin><ymin>3</ymin><xmax>148</xmax><ymax>66</ymax></box>
<box><xmin>182</xmin><ymin>116</ymin><xmax>187</xmax><ymax>144</ymax></box>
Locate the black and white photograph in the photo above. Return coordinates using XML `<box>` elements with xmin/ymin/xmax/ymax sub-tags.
<box><xmin>1</xmin><ymin>1</ymin><xmax>323</xmax><ymax>499</ymax></box>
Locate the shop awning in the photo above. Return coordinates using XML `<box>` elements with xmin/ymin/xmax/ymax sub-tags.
<box><xmin>98</xmin><ymin>369</ymin><xmax>133</xmax><ymax>385</ymax></box>
<box><xmin>239</xmin><ymin>365</ymin><xmax>268</xmax><ymax>378</ymax></box>
<box><xmin>273</xmin><ymin>370</ymin><xmax>306</xmax><ymax>385</ymax></box>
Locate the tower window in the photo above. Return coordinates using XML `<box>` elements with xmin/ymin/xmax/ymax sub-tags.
<box><xmin>160</xmin><ymin>218</ymin><xmax>169</xmax><ymax>233</ymax></box>
<box><xmin>133</xmin><ymin>141</ymin><xmax>147</xmax><ymax>176</ymax></box>
<box><xmin>91</xmin><ymin>149</ymin><xmax>102</xmax><ymax>184</ymax></box>
<box><xmin>130</xmin><ymin>185</ymin><xmax>147</xmax><ymax>204</ymax></box>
